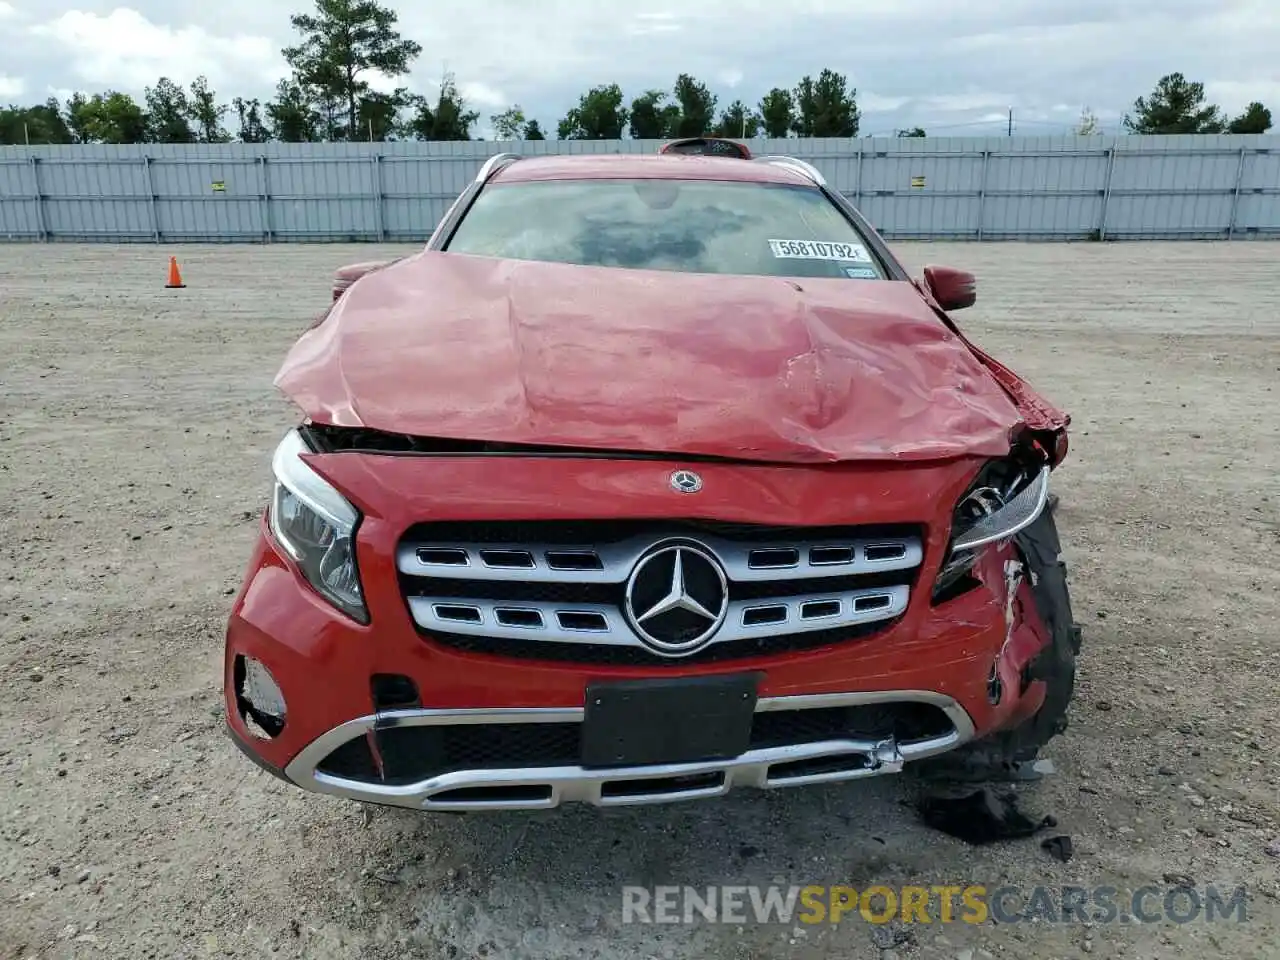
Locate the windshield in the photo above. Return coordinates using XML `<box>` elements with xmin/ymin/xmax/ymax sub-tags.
<box><xmin>444</xmin><ymin>178</ymin><xmax>887</xmax><ymax>281</ymax></box>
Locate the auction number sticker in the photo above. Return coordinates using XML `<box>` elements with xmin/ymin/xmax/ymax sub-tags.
<box><xmin>768</xmin><ymin>239</ymin><xmax>872</xmax><ymax>262</ymax></box>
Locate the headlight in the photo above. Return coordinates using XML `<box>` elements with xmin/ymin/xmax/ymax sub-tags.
<box><xmin>268</xmin><ymin>428</ymin><xmax>368</xmax><ymax>623</ymax></box>
<box><xmin>933</xmin><ymin>457</ymin><xmax>1051</xmax><ymax>603</ymax></box>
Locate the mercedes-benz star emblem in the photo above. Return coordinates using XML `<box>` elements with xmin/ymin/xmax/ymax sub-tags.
<box><xmin>624</xmin><ymin>541</ymin><xmax>729</xmax><ymax>654</ymax></box>
<box><xmin>670</xmin><ymin>469</ymin><xmax>703</xmax><ymax>494</ymax></box>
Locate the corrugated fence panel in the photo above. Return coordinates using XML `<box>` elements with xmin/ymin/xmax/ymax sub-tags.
<box><xmin>1103</xmin><ymin>138</ymin><xmax>1241</xmax><ymax>238</ymax></box>
<box><xmin>39</xmin><ymin>156</ymin><xmax>152</xmax><ymax>239</ymax></box>
<box><xmin>1236</xmin><ymin>148</ymin><xmax>1280</xmax><ymax>234</ymax></box>
<box><xmin>1</xmin><ymin>135</ymin><xmax>1277</xmax><ymax>242</ymax></box>
<box><xmin>0</xmin><ymin>158</ymin><xmax>39</xmax><ymax>238</ymax></box>
<box><xmin>153</xmin><ymin>155</ymin><xmax>263</xmax><ymax>240</ymax></box>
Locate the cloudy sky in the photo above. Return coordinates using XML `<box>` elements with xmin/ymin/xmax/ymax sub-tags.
<box><xmin>2</xmin><ymin>0</ymin><xmax>1278</xmax><ymax>138</ymax></box>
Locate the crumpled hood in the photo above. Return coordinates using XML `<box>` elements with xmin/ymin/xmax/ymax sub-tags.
<box><xmin>275</xmin><ymin>251</ymin><xmax>1025</xmax><ymax>463</ymax></box>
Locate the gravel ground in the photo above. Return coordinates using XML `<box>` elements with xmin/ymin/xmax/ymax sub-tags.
<box><xmin>2</xmin><ymin>241</ymin><xmax>1278</xmax><ymax>960</ymax></box>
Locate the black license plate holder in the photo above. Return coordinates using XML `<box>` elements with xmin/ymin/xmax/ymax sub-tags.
<box><xmin>580</xmin><ymin>673</ymin><xmax>761</xmax><ymax>769</ymax></box>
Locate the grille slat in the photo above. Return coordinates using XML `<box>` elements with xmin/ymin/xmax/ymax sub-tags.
<box><xmin>494</xmin><ymin>608</ymin><xmax>544</xmax><ymax>629</ymax></box>
<box><xmin>417</xmin><ymin>548</ymin><xmax>469</xmax><ymax>567</ymax></box>
<box><xmin>809</xmin><ymin>546</ymin><xmax>855</xmax><ymax>566</ymax></box>
<box><xmin>546</xmin><ymin>550</ymin><xmax>604</xmax><ymax>571</ymax></box>
<box><xmin>434</xmin><ymin>603</ymin><xmax>482</xmax><ymax>624</ymax></box>
<box><xmin>480</xmin><ymin>549</ymin><xmax>536</xmax><ymax>569</ymax></box>
<box><xmin>748</xmin><ymin>548</ymin><xmax>800</xmax><ymax>569</ymax></box>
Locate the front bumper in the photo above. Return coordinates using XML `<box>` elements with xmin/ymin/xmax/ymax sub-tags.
<box><xmin>224</xmin><ymin>453</ymin><xmax>1055</xmax><ymax>810</ymax></box>
<box><xmin>279</xmin><ymin>691</ymin><xmax>974</xmax><ymax>811</ymax></box>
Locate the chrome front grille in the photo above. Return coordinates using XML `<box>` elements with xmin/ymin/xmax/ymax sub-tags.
<box><xmin>397</xmin><ymin>520</ymin><xmax>923</xmax><ymax>662</ymax></box>
<box><xmin>398</xmin><ymin>531</ymin><xmax>922</xmax><ymax>583</ymax></box>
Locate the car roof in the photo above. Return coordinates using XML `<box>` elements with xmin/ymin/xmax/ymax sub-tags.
<box><xmin>490</xmin><ymin>153</ymin><xmax>815</xmax><ymax>187</ymax></box>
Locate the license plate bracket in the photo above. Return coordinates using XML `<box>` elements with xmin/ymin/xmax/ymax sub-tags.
<box><xmin>580</xmin><ymin>673</ymin><xmax>761</xmax><ymax>769</ymax></box>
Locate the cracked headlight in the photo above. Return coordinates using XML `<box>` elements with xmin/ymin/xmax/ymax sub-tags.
<box><xmin>933</xmin><ymin>456</ymin><xmax>1051</xmax><ymax>603</ymax></box>
<box><xmin>268</xmin><ymin>428</ymin><xmax>368</xmax><ymax>623</ymax></box>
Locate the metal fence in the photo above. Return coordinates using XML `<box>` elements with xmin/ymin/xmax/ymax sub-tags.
<box><xmin>2</xmin><ymin>135</ymin><xmax>1278</xmax><ymax>243</ymax></box>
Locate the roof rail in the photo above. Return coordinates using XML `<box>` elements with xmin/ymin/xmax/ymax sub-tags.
<box><xmin>474</xmin><ymin>152</ymin><xmax>521</xmax><ymax>184</ymax></box>
<box><xmin>752</xmin><ymin>155</ymin><xmax>827</xmax><ymax>187</ymax></box>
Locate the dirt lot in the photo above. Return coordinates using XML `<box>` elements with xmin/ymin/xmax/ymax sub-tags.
<box><xmin>2</xmin><ymin>240</ymin><xmax>1278</xmax><ymax>960</ymax></box>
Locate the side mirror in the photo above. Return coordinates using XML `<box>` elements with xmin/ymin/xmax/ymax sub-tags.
<box><xmin>332</xmin><ymin>259</ymin><xmax>395</xmax><ymax>301</ymax></box>
<box><xmin>923</xmin><ymin>265</ymin><xmax>977</xmax><ymax>311</ymax></box>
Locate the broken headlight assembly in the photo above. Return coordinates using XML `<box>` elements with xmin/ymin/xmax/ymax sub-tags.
<box><xmin>268</xmin><ymin>428</ymin><xmax>369</xmax><ymax>623</ymax></box>
<box><xmin>932</xmin><ymin>453</ymin><xmax>1051</xmax><ymax>604</ymax></box>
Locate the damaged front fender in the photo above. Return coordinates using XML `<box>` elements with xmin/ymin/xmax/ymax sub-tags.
<box><xmin>918</xmin><ymin>502</ymin><xmax>1081</xmax><ymax>782</ymax></box>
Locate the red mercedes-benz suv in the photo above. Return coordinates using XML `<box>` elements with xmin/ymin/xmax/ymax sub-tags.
<box><xmin>224</xmin><ymin>138</ymin><xmax>1080</xmax><ymax>812</ymax></box>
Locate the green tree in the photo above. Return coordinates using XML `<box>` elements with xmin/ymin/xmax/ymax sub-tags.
<box><xmin>233</xmin><ymin>97</ymin><xmax>270</xmax><ymax>142</ymax></box>
<box><xmin>406</xmin><ymin>73</ymin><xmax>479</xmax><ymax>140</ymax></box>
<box><xmin>629</xmin><ymin>90</ymin><xmax>678</xmax><ymax>139</ymax></box>
<box><xmin>65</xmin><ymin>93</ymin><xmax>92</xmax><ymax>143</ymax></box>
<box><xmin>283</xmin><ymin>0</ymin><xmax>422</xmax><ymax>141</ymax></box>
<box><xmin>0</xmin><ymin>99</ymin><xmax>74</xmax><ymax>144</ymax></box>
<box><xmin>491</xmin><ymin>105</ymin><xmax>526</xmax><ymax>140</ymax></box>
<box><xmin>266</xmin><ymin>78</ymin><xmax>322</xmax><ymax>141</ymax></box>
<box><xmin>1123</xmin><ymin>72</ymin><xmax>1224</xmax><ymax>134</ymax></box>
<box><xmin>522</xmin><ymin>118</ymin><xmax>545</xmax><ymax>140</ymax></box>
<box><xmin>144</xmin><ymin>77</ymin><xmax>195</xmax><ymax>143</ymax></box>
<box><xmin>356</xmin><ymin>88</ymin><xmax>411</xmax><ymax>140</ymax></box>
<box><xmin>66</xmin><ymin>91</ymin><xmax>146</xmax><ymax>143</ymax></box>
<box><xmin>558</xmin><ymin>84</ymin><xmax>628</xmax><ymax>140</ymax></box>
<box><xmin>312</xmin><ymin>79</ymin><xmax>346</xmax><ymax>140</ymax></box>
<box><xmin>712</xmin><ymin>100</ymin><xmax>760</xmax><ymax>139</ymax></box>
<box><xmin>1073</xmin><ymin>107</ymin><xmax>1100</xmax><ymax>136</ymax></box>
<box><xmin>189</xmin><ymin>76</ymin><xmax>230</xmax><ymax>143</ymax></box>
<box><xmin>758</xmin><ymin>87</ymin><xmax>794</xmax><ymax>138</ymax></box>
<box><xmin>0</xmin><ymin>107</ymin><xmax>30</xmax><ymax>145</ymax></box>
<box><xmin>672</xmin><ymin>73</ymin><xmax>717</xmax><ymax>137</ymax></box>
<box><xmin>897</xmin><ymin>126</ymin><xmax>926</xmax><ymax>137</ymax></box>
<box><xmin>792</xmin><ymin>69</ymin><xmax>859</xmax><ymax>137</ymax></box>
<box><xmin>1227</xmin><ymin>101</ymin><xmax>1272</xmax><ymax>134</ymax></box>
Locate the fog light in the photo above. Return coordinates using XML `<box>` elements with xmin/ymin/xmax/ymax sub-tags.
<box><xmin>235</xmin><ymin>655</ymin><xmax>287</xmax><ymax>739</ymax></box>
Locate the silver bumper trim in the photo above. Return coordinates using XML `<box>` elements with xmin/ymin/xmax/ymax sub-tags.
<box><xmin>282</xmin><ymin>690</ymin><xmax>976</xmax><ymax>812</ymax></box>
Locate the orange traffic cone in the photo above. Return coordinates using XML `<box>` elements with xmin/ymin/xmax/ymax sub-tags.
<box><xmin>165</xmin><ymin>256</ymin><xmax>186</xmax><ymax>289</ymax></box>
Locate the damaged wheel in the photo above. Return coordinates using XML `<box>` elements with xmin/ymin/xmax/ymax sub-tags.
<box><xmin>917</xmin><ymin>503</ymin><xmax>1082</xmax><ymax>782</ymax></box>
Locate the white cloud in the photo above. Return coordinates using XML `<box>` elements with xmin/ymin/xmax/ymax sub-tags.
<box><xmin>718</xmin><ymin>69</ymin><xmax>744</xmax><ymax>89</ymax></box>
<box><xmin>3</xmin><ymin>0</ymin><xmax>1277</xmax><ymax>139</ymax></box>
<box><xmin>0</xmin><ymin>74</ymin><xmax>25</xmax><ymax>97</ymax></box>
<box><xmin>627</xmin><ymin>22</ymin><xmax>681</xmax><ymax>36</ymax></box>
<box><xmin>920</xmin><ymin>92</ymin><xmax>1018</xmax><ymax>112</ymax></box>
<box><xmin>861</xmin><ymin>92</ymin><xmax>910</xmax><ymax>112</ymax></box>
<box><xmin>628</xmin><ymin>11</ymin><xmax>682</xmax><ymax>34</ymax></box>
<box><xmin>1206</xmin><ymin>79</ymin><xmax>1280</xmax><ymax>113</ymax></box>
<box><xmin>363</xmin><ymin>70</ymin><xmax>421</xmax><ymax>96</ymax></box>
<box><xmin>29</xmin><ymin>8</ymin><xmax>284</xmax><ymax>91</ymax></box>
<box><xmin>459</xmin><ymin>81</ymin><xmax>506</xmax><ymax>109</ymax></box>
